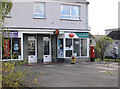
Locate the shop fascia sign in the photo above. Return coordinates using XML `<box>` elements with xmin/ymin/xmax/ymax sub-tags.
<box><xmin>65</xmin><ymin>33</ymin><xmax>89</xmax><ymax>38</ymax></box>
<box><xmin>75</xmin><ymin>33</ymin><xmax>89</xmax><ymax>38</ymax></box>
<box><xmin>1</xmin><ymin>30</ymin><xmax>18</xmax><ymax>38</ymax></box>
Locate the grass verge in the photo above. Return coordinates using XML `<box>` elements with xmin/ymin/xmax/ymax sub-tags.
<box><xmin>95</xmin><ymin>58</ymin><xmax>120</xmax><ymax>62</ymax></box>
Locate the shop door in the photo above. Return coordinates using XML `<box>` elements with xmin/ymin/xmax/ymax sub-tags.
<box><xmin>43</xmin><ymin>36</ymin><xmax>51</xmax><ymax>62</ymax></box>
<box><xmin>28</xmin><ymin>36</ymin><xmax>37</xmax><ymax>63</ymax></box>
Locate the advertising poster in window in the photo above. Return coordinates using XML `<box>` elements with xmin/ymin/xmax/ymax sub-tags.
<box><xmin>12</xmin><ymin>39</ymin><xmax>20</xmax><ymax>59</ymax></box>
<box><xmin>28</xmin><ymin>40</ymin><xmax>35</xmax><ymax>55</ymax></box>
<box><xmin>2</xmin><ymin>39</ymin><xmax>11</xmax><ymax>59</ymax></box>
<box><xmin>58</xmin><ymin>39</ymin><xmax>64</xmax><ymax>57</ymax></box>
<box><xmin>3</xmin><ymin>30</ymin><xmax>18</xmax><ymax>38</ymax></box>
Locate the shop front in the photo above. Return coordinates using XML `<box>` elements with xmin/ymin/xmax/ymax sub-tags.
<box><xmin>27</xmin><ymin>35</ymin><xmax>52</xmax><ymax>63</ymax></box>
<box><xmin>23</xmin><ymin>32</ymin><xmax>90</xmax><ymax>63</ymax></box>
<box><xmin>22</xmin><ymin>33</ymin><xmax>57</xmax><ymax>64</ymax></box>
<box><xmin>1</xmin><ymin>30</ymin><xmax>89</xmax><ymax>63</ymax></box>
<box><xmin>1</xmin><ymin>30</ymin><xmax>23</xmax><ymax>61</ymax></box>
<box><xmin>57</xmin><ymin>32</ymin><xmax>89</xmax><ymax>62</ymax></box>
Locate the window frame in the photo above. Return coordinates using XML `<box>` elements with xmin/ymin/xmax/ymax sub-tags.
<box><xmin>3</xmin><ymin>2</ymin><xmax>12</xmax><ymax>18</ymax></box>
<box><xmin>73</xmin><ymin>38</ymin><xmax>80</xmax><ymax>57</ymax></box>
<box><xmin>57</xmin><ymin>37</ymin><xmax>88</xmax><ymax>58</ymax></box>
<box><xmin>81</xmin><ymin>38</ymin><xmax>87</xmax><ymax>57</ymax></box>
<box><xmin>2</xmin><ymin>38</ymin><xmax>11</xmax><ymax>59</ymax></box>
<box><xmin>57</xmin><ymin>38</ymin><xmax>64</xmax><ymax>58</ymax></box>
<box><xmin>12</xmin><ymin>38</ymin><xmax>21</xmax><ymax>59</ymax></box>
<box><xmin>33</xmin><ymin>2</ymin><xmax>45</xmax><ymax>19</ymax></box>
<box><xmin>65</xmin><ymin>38</ymin><xmax>73</xmax><ymax>57</ymax></box>
<box><xmin>61</xmin><ymin>4</ymin><xmax>81</xmax><ymax>20</ymax></box>
<box><xmin>2</xmin><ymin>38</ymin><xmax>22</xmax><ymax>60</ymax></box>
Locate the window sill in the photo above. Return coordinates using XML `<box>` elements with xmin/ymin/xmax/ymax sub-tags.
<box><xmin>63</xmin><ymin>56</ymin><xmax>88</xmax><ymax>58</ymax></box>
<box><xmin>60</xmin><ymin>19</ymin><xmax>82</xmax><ymax>21</ymax></box>
<box><xmin>5</xmin><ymin>16</ymin><xmax>11</xmax><ymax>18</ymax></box>
<box><xmin>1</xmin><ymin>59</ymin><xmax>23</xmax><ymax>61</ymax></box>
<box><xmin>33</xmin><ymin>17</ymin><xmax>46</xmax><ymax>19</ymax></box>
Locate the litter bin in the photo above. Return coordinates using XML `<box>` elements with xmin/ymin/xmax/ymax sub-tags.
<box><xmin>71</xmin><ymin>55</ymin><xmax>76</xmax><ymax>64</ymax></box>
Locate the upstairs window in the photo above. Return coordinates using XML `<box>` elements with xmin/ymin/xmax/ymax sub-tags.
<box><xmin>61</xmin><ymin>5</ymin><xmax>80</xmax><ymax>20</ymax></box>
<box><xmin>2</xmin><ymin>2</ymin><xmax>12</xmax><ymax>17</ymax></box>
<box><xmin>34</xmin><ymin>2</ymin><xmax>45</xmax><ymax>18</ymax></box>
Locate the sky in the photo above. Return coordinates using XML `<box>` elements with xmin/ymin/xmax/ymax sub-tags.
<box><xmin>87</xmin><ymin>0</ymin><xmax>119</xmax><ymax>35</ymax></box>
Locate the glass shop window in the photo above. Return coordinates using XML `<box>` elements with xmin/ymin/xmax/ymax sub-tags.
<box><xmin>2</xmin><ymin>38</ymin><xmax>11</xmax><ymax>59</ymax></box>
<box><xmin>2</xmin><ymin>38</ymin><xmax>21</xmax><ymax>59</ymax></box>
<box><xmin>73</xmin><ymin>39</ymin><xmax>80</xmax><ymax>57</ymax></box>
<box><xmin>43</xmin><ymin>40</ymin><xmax>49</xmax><ymax>55</ymax></box>
<box><xmin>12</xmin><ymin>38</ymin><xmax>21</xmax><ymax>59</ymax></box>
<box><xmin>28</xmin><ymin>40</ymin><xmax>35</xmax><ymax>55</ymax></box>
<box><xmin>58</xmin><ymin>39</ymin><xmax>64</xmax><ymax>57</ymax></box>
<box><xmin>65</xmin><ymin>39</ymin><xmax>72</xmax><ymax>57</ymax></box>
<box><xmin>81</xmin><ymin>39</ymin><xmax>87</xmax><ymax>56</ymax></box>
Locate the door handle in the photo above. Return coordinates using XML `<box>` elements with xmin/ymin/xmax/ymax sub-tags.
<box><xmin>45</xmin><ymin>56</ymin><xmax>47</xmax><ymax>57</ymax></box>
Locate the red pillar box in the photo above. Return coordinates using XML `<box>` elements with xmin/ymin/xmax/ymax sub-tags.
<box><xmin>90</xmin><ymin>46</ymin><xmax>95</xmax><ymax>62</ymax></box>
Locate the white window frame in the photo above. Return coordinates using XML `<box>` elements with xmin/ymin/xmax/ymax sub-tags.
<box><xmin>80</xmin><ymin>38</ymin><xmax>88</xmax><ymax>57</ymax></box>
<box><xmin>57</xmin><ymin>38</ymin><xmax>64</xmax><ymax>58</ymax></box>
<box><xmin>65</xmin><ymin>38</ymin><xmax>73</xmax><ymax>58</ymax></box>
<box><xmin>58</xmin><ymin>38</ymin><xmax>88</xmax><ymax>58</ymax></box>
<box><xmin>2</xmin><ymin>38</ymin><xmax>22</xmax><ymax>61</ymax></box>
<box><xmin>33</xmin><ymin>2</ymin><xmax>45</xmax><ymax>18</ymax></box>
<box><xmin>61</xmin><ymin>5</ymin><xmax>81</xmax><ymax>20</ymax></box>
<box><xmin>73</xmin><ymin>38</ymin><xmax>81</xmax><ymax>57</ymax></box>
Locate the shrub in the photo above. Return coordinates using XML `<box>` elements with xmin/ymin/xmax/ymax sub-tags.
<box><xmin>2</xmin><ymin>61</ymin><xmax>43</xmax><ymax>88</ymax></box>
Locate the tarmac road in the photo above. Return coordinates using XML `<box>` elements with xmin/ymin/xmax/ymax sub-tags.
<box><xmin>22</xmin><ymin>61</ymin><xmax>118</xmax><ymax>88</ymax></box>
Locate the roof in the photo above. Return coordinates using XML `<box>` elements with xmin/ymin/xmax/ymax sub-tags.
<box><xmin>107</xmin><ymin>30</ymin><xmax>120</xmax><ymax>40</ymax></box>
<box><xmin>59</xmin><ymin>0</ymin><xmax>89</xmax><ymax>4</ymax></box>
<box><xmin>105</xmin><ymin>28</ymin><xmax>118</xmax><ymax>31</ymax></box>
<box><xmin>12</xmin><ymin>0</ymin><xmax>89</xmax><ymax>4</ymax></box>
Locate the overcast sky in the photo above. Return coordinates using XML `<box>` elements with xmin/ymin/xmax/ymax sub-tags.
<box><xmin>87</xmin><ymin>0</ymin><xmax>119</xmax><ymax>35</ymax></box>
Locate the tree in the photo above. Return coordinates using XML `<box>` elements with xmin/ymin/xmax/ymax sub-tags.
<box><xmin>0</xmin><ymin>1</ymin><xmax>13</xmax><ymax>60</ymax></box>
<box><xmin>95</xmin><ymin>35</ymin><xmax>113</xmax><ymax>60</ymax></box>
<box><xmin>0</xmin><ymin>1</ymin><xmax>13</xmax><ymax>52</ymax></box>
<box><xmin>0</xmin><ymin>0</ymin><xmax>13</xmax><ymax>36</ymax></box>
<box><xmin>0</xmin><ymin>2</ymin><xmax>42</xmax><ymax>88</ymax></box>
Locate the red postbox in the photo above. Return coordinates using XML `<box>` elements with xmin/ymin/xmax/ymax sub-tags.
<box><xmin>90</xmin><ymin>46</ymin><xmax>95</xmax><ymax>62</ymax></box>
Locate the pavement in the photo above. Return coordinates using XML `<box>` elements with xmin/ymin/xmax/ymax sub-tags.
<box><xmin>21</xmin><ymin>61</ymin><xmax>119</xmax><ymax>87</ymax></box>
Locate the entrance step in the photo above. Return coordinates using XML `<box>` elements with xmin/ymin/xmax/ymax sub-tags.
<box><xmin>25</xmin><ymin>62</ymin><xmax>62</xmax><ymax>66</ymax></box>
<box><xmin>43</xmin><ymin>62</ymin><xmax>61</xmax><ymax>65</ymax></box>
<box><xmin>26</xmin><ymin>63</ymin><xmax>37</xmax><ymax>66</ymax></box>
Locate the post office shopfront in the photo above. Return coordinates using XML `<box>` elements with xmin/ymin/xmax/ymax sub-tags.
<box><xmin>57</xmin><ymin>33</ymin><xmax>89</xmax><ymax>61</ymax></box>
<box><xmin>1</xmin><ymin>30</ymin><xmax>89</xmax><ymax>63</ymax></box>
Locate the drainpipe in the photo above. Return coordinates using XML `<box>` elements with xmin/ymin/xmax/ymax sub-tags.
<box><xmin>0</xmin><ymin>1</ymin><xmax>2</xmax><ymax>60</ymax></box>
<box><xmin>86</xmin><ymin>2</ymin><xmax>89</xmax><ymax>30</ymax></box>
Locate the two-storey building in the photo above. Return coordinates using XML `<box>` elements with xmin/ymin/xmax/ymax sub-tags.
<box><xmin>2</xmin><ymin>0</ymin><xmax>90</xmax><ymax>63</ymax></box>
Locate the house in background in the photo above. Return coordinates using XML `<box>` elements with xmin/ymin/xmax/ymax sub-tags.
<box><xmin>1</xmin><ymin>0</ymin><xmax>90</xmax><ymax>63</ymax></box>
<box><xmin>105</xmin><ymin>28</ymin><xmax>120</xmax><ymax>59</ymax></box>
